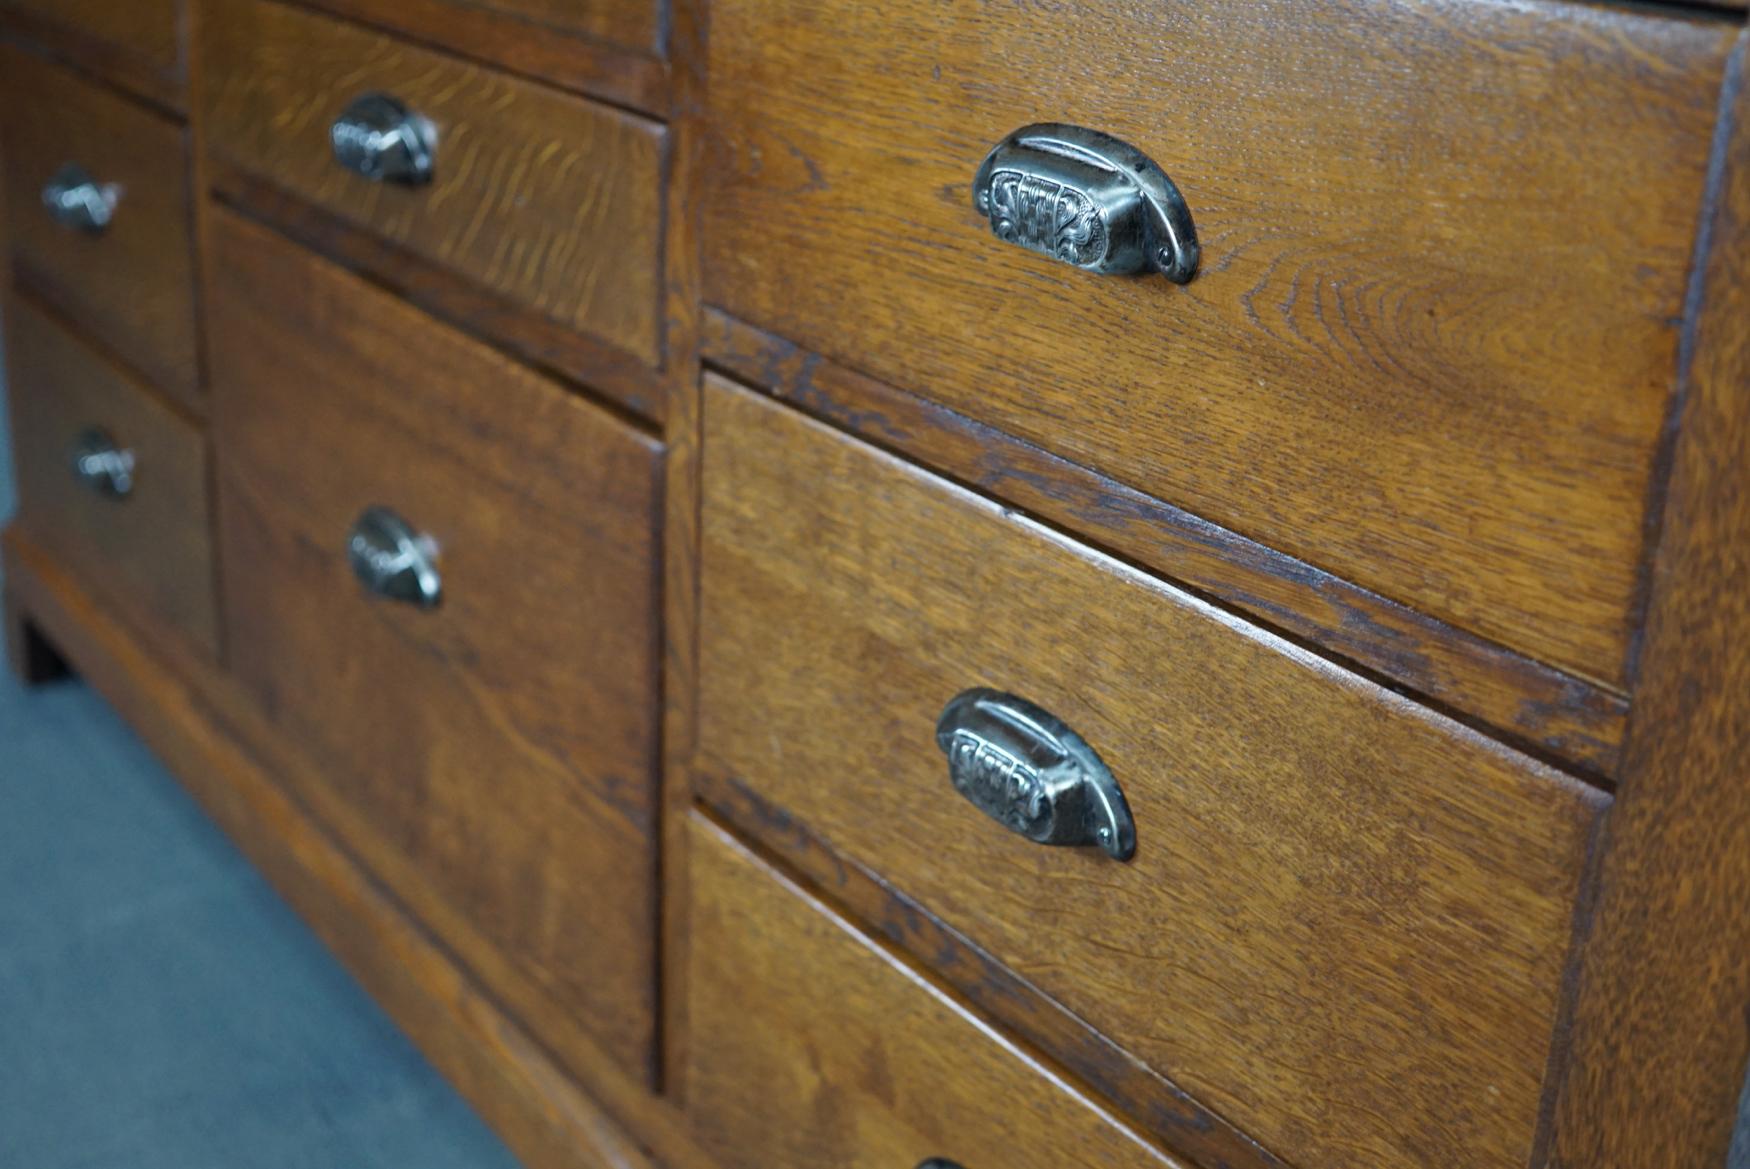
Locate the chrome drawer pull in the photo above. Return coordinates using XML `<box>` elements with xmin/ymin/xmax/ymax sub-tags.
<box><xmin>347</xmin><ymin>506</ymin><xmax>442</xmax><ymax>608</ymax></box>
<box><xmin>971</xmin><ymin>124</ymin><xmax>1198</xmax><ymax>284</ymax></box>
<box><xmin>42</xmin><ymin>163</ymin><xmax>121</xmax><ymax>233</ymax></box>
<box><xmin>69</xmin><ymin>428</ymin><xmax>135</xmax><ymax>499</ymax></box>
<box><xmin>935</xmin><ymin>688</ymin><xmax>1135</xmax><ymax>860</ymax></box>
<box><xmin>916</xmin><ymin>1161</ymin><xmax>965</xmax><ymax>1169</ymax></box>
<box><xmin>331</xmin><ymin>93</ymin><xmax>437</xmax><ymax>185</ymax></box>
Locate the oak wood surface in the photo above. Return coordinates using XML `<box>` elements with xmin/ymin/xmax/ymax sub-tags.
<box><xmin>286</xmin><ymin>0</ymin><xmax>669</xmax><ymax>117</ymax></box>
<box><xmin>696</xmin><ymin>377</ymin><xmax>1606</xmax><ymax>1169</ymax></box>
<box><xmin>702</xmin><ymin>0</ymin><xmax>1735</xmax><ymax>692</ymax></box>
<box><xmin>4</xmin><ymin>293</ymin><xmax>218</xmax><ymax>658</ymax></box>
<box><xmin>0</xmin><ymin>0</ymin><xmax>182</xmax><ymax>108</ymax></box>
<box><xmin>683</xmin><ymin>815</ymin><xmax>1185</xmax><ymax>1169</ymax></box>
<box><xmin>696</xmin><ymin>770</ymin><xmax>1286</xmax><ymax>1169</ymax></box>
<box><xmin>209</xmin><ymin>167</ymin><xmax>667</xmax><ymax>421</ymax></box>
<box><xmin>0</xmin><ymin>530</ymin><xmax>726</xmax><ymax>1169</ymax></box>
<box><xmin>654</xmin><ymin>0</ymin><xmax>710</xmax><ymax>1099</ymax></box>
<box><xmin>1551</xmin><ymin>36</ymin><xmax>1750</xmax><ymax>1169</ymax></box>
<box><xmin>201</xmin><ymin>0</ymin><xmax>667</xmax><ymax>368</ymax></box>
<box><xmin>206</xmin><ymin>209</ymin><xmax>665</xmax><ymax>1083</ymax></box>
<box><xmin>703</xmin><ymin>308</ymin><xmax>1630</xmax><ymax>778</ymax></box>
<box><xmin>453</xmin><ymin>0</ymin><xmax>660</xmax><ymax>56</ymax></box>
<box><xmin>1</xmin><ymin>47</ymin><xmax>200</xmax><ymax>410</ymax></box>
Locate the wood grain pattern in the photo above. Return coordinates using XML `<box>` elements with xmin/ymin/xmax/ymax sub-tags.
<box><xmin>4</xmin><ymin>294</ymin><xmax>218</xmax><ymax>658</ymax></box>
<box><xmin>210</xmin><ymin>166</ymin><xmax>667</xmax><ymax>421</ymax></box>
<box><xmin>206</xmin><ymin>209</ymin><xmax>665</xmax><ymax>1083</ymax></box>
<box><xmin>703</xmin><ymin>0</ymin><xmax>1735</xmax><ymax>690</ymax></box>
<box><xmin>696</xmin><ymin>770</ymin><xmax>1287</xmax><ymax>1169</ymax></box>
<box><xmin>0</xmin><ymin>1</ymin><xmax>182</xmax><ymax>108</ymax></box>
<box><xmin>201</xmin><ymin>0</ymin><xmax>667</xmax><ymax>368</ymax></box>
<box><xmin>454</xmin><ymin>0</ymin><xmax>661</xmax><ymax>56</ymax></box>
<box><xmin>288</xmin><ymin>0</ymin><xmax>669</xmax><ymax>116</ymax></box>
<box><xmin>703</xmin><ymin>308</ymin><xmax>1630</xmax><ymax>777</ymax></box>
<box><xmin>1</xmin><ymin>47</ymin><xmax>200</xmax><ymax>410</ymax></box>
<box><xmin>696</xmin><ymin>377</ymin><xmax>1605</xmax><ymax>1169</ymax></box>
<box><xmin>0</xmin><ymin>530</ymin><xmax>724</xmax><ymax>1169</ymax></box>
<box><xmin>1552</xmin><ymin>36</ymin><xmax>1750</xmax><ymax>1169</ymax></box>
<box><xmin>655</xmin><ymin>0</ymin><xmax>710</xmax><ymax>1099</ymax></box>
<box><xmin>683</xmin><ymin>815</ymin><xmax>1186</xmax><ymax>1169</ymax></box>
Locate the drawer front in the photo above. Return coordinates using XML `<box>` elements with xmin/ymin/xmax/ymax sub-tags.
<box><xmin>684</xmin><ymin>816</ymin><xmax>1179</xmax><ymax>1169</ymax></box>
<box><xmin>697</xmin><ymin>379</ymin><xmax>1605</xmax><ymax>1169</ymax></box>
<box><xmin>1</xmin><ymin>49</ymin><xmax>199</xmax><ymax>409</ymax></box>
<box><xmin>202</xmin><ymin>0</ymin><xmax>667</xmax><ymax>367</ymax></box>
<box><xmin>5</xmin><ymin>296</ymin><xmax>217</xmax><ymax>657</ymax></box>
<box><xmin>207</xmin><ymin>209</ymin><xmax>664</xmax><ymax>1079</ymax></box>
<box><xmin>703</xmin><ymin>0</ymin><xmax>1734</xmax><ymax>689</ymax></box>
<box><xmin>437</xmin><ymin>0</ymin><xmax>659</xmax><ymax>56</ymax></box>
<box><xmin>0</xmin><ymin>0</ymin><xmax>180</xmax><ymax>81</ymax></box>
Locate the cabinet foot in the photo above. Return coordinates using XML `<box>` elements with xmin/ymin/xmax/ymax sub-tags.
<box><xmin>4</xmin><ymin>581</ymin><xmax>72</xmax><ymax>686</ymax></box>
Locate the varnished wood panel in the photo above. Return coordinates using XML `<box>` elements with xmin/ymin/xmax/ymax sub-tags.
<box><xmin>683</xmin><ymin>816</ymin><xmax>1184</xmax><ymax>1169</ymax></box>
<box><xmin>1</xmin><ymin>48</ymin><xmax>199</xmax><ymax>410</ymax></box>
<box><xmin>202</xmin><ymin>0</ymin><xmax>667</xmax><ymax>368</ymax></box>
<box><xmin>206</xmin><ymin>209</ymin><xmax>664</xmax><ymax>1082</ymax></box>
<box><xmin>288</xmin><ymin>0</ymin><xmax>669</xmax><ymax>116</ymax></box>
<box><xmin>1552</xmin><ymin>37</ymin><xmax>1750</xmax><ymax>1169</ymax></box>
<box><xmin>703</xmin><ymin>0</ymin><xmax>1735</xmax><ymax>690</ymax></box>
<box><xmin>463</xmin><ymin>0</ymin><xmax>661</xmax><ymax>56</ymax></box>
<box><xmin>697</xmin><ymin>770</ymin><xmax>1285</xmax><ymax>1169</ymax></box>
<box><xmin>209</xmin><ymin>168</ymin><xmax>666</xmax><ymax>420</ymax></box>
<box><xmin>0</xmin><ymin>0</ymin><xmax>182</xmax><ymax>105</ymax></box>
<box><xmin>5</xmin><ymin>295</ymin><xmax>217</xmax><ymax>658</ymax></box>
<box><xmin>697</xmin><ymin>378</ymin><xmax>1605</xmax><ymax>1169</ymax></box>
<box><xmin>702</xmin><ymin>309</ymin><xmax>1630</xmax><ymax>776</ymax></box>
<box><xmin>654</xmin><ymin>0</ymin><xmax>710</xmax><ymax>1099</ymax></box>
<box><xmin>0</xmin><ymin>531</ymin><xmax>724</xmax><ymax>1169</ymax></box>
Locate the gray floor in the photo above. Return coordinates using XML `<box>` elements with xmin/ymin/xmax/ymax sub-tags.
<box><xmin>0</xmin><ymin>386</ymin><xmax>520</xmax><ymax>1166</ymax></box>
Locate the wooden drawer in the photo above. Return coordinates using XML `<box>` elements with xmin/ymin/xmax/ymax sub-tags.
<box><xmin>0</xmin><ymin>0</ymin><xmax>181</xmax><ymax>97</ymax></box>
<box><xmin>1</xmin><ymin>49</ymin><xmax>199</xmax><ymax>411</ymax></box>
<box><xmin>206</xmin><ymin>209</ymin><xmax>664</xmax><ymax>1081</ymax></box>
<box><xmin>461</xmin><ymin>0</ymin><xmax>658</xmax><ymax>54</ymax></box>
<box><xmin>4</xmin><ymin>296</ymin><xmax>217</xmax><ymax>658</ymax></box>
<box><xmin>702</xmin><ymin>0</ymin><xmax>1734</xmax><ymax>690</ymax></box>
<box><xmin>344</xmin><ymin>0</ymin><xmax>662</xmax><ymax>58</ymax></box>
<box><xmin>683</xmin><ymin>816</ymin><xmax>1179</xmax><ymax>1169</ymax></box>
<box><xmin>696</xmin><ymin>378</ymin><xmax>1605</xmax><ymax>1169</ymax></box>
<box><xmin>201</xmin><ymin>0</ymin><xmax>667</xmax><ymax>369</ymax></box>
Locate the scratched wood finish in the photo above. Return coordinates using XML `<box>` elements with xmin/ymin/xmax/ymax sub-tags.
<box><xmin>0</xmin><ymin>0</ymin><xmax>182</xmax><ymax>104</ymax></box>
<box><xmin>703</xmin><ymin>0</ymin><xmax>1734</xmax><ymax>691</ymax></box>
<box><xmin>702</xmin><ymin>309</ymin><xmax>1630</xmax><ymax>776</ymax></box>
<box><xmin>1</xmin><ymin>48</ymin><xmax>199</xmax><ymax>410</ymax></box>
<box><xmin>206</xmin><ymin>210</ymin><xmax>665</xmax><ymax>1082</ymax></box>
<box><xmin>1552</xmin><ymin>38</ymin><xmax>1750</xmax><ymax>1169</ymax></box>
<box><xmin>697</xmin><ymin>378</ymin><xmax>1606</xmax><ymax>1169</ymax></box>
<box><xmin>683</xmin><ymin>816</ymin><xmax>1185</xmax><ymax>1169</ymax></box>
<box><xmin>4</xmin><ymin>295</ymin><xmax>218</xmax><ymax>658</ymax></box>
<box><xmin>0</xmin><ymin>531</ymin><xmax>726</xmax><ymax>1169</ymax></box>
<box><xmin>201</xmin><ymin>0</ymin><xmax>667</xmax><ymax>368</ymax></box>
<box><xmin>287</xmin><ymin>0</ymin><xmax>669</xmax><ymax>116</ymax></box>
